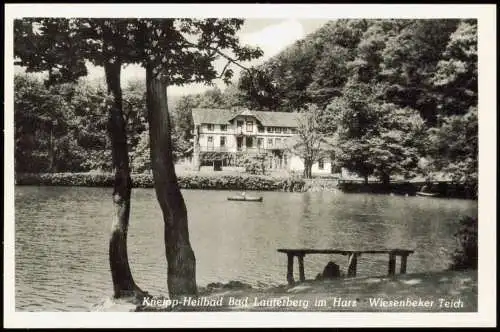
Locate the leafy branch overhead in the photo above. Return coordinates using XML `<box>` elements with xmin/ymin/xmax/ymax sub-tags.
<box><xmin>14</xmin><ymin>18</ymin><xmax>264</xmax><ymax>86</ymax></box>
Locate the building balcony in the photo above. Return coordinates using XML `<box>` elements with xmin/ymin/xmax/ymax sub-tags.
<box><xmin>236</xmin><ymin>127</ymin><xmax>256</xmax><ymax>136</ymax></box>
<box><xmin>261</xmin><ymin>142</ymin><xmax>287</xmax><ymax>150</ymax></box>
<box><xmin>200</xmin><ymin>146</ymin><xmax>230</xmax><ymax>152</ymax></box>
<box><xmin>236</xmin><ymin>147</ymin><xmax>266</xmax><ymax>154</ymax></box>
<box><xmin>198</xmin><ymin>145</ymin><xmax>287</xmax><ymax>153</ymax></box>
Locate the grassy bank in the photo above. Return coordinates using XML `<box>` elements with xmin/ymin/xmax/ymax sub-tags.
<box><xmin>15</xmin><ymin>172</ymin><xmax>307</xmax><ymax>192</ymax></box>
<box><xmin>94</xmin><ymin>269</ymin><xmax>477</xmax><ymax>312</ymax></box>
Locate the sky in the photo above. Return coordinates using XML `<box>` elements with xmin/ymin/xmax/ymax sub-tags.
<box><xmin>82</xmin><ymin>19</ymin><xmax>330</xmax><ymax>96</ymax></box>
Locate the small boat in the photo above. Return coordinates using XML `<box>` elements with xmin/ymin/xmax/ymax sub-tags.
<box><xmin>227</xmin><ymin>195</ymin><xmax>263</xmax><ymax>202</ymax></box>
<box><xmin>416</xmin><ymin>191</ymin><xmax>440</xmax><ymax>197</ymax></box>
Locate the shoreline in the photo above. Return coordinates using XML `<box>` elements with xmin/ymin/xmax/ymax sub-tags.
<box><xmin>92</xmin><ymin>269</ymin><xmax>478</xmax><ymax>312</ymax></box>
<box><xmin>15</xmin><ymin>172</ymin><xmax>308</xmax><ymax>192</ymax></box>
<box><xmin>15</xmin><ymin>172</ymin><xmax>477</xmax><ymax>199</ymax></box>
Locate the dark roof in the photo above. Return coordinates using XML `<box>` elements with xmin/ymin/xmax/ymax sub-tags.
<box><xmin>192</xmin><ymin>108</ymin><xmax>300</xmax><ymax>127</ymax></box>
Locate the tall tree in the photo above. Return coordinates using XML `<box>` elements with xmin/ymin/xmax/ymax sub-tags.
<box><xmin>135</xmin><ymin>18</ymin><xmax>262</xmax><ymax>297</ymax></box>
<box><xmin>15</xmin><ymin>17</ymin><xmax>263</xmax><ymax>299</ymax></box>
<box><xmin>288</xmin><ymin>104</ymin><xmax>331</xmax><ymax>178</ymax></box>
<box><xmin>14</xmin><ymin>18</ymin><xmax>146</xmax><ymax>299</ymax></box>
<box><xmin>326</xmin><ymin>81</ymin><xmax>425</xmax><ymax>183</ymax></box>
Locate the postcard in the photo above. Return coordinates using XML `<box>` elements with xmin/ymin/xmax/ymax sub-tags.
<box><xmin>3</xmin><ymin>3</ymin><xmax>496</xmax><ymax>328</ymax></box>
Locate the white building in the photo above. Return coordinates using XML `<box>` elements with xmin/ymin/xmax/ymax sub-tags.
<box><xmin>191</xmin><ymin>108</ymin><xmax>333</xmax><ymax>174</ymax></box>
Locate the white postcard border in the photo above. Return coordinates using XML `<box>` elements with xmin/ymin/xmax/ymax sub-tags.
<box><xmin>3</xmin><ymin>3</ymin><xmax>496</xmax><ymax>328</ymax></box>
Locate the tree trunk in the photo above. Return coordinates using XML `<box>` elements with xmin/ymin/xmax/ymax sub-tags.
<box><xmin>381</xmin><ymin>173</ymin><xmax>390</xmax><ymax>186</ymax></box>
<box><xmin>303</xmin><ymin>159</ymin><xmax>313</xmax><ymax>179</ymax></box>
<box><xmin>364</xmin><ymin>174</ymin><xmax>369</xmax><ymax>185</ymax></box>
<box><xmin>48</xmin><ymin>125</ymin><xmax>54</xmax><ymax>172</ymax></box>
<box><xmin>145</xmin><ymin>65</ymin><xmax>197</xmax><ymax>299</ymax></box>
<box><xmin>104</xmin><ymin>60</ymin><xmax>143</xmax><ymax>299</ymax></box>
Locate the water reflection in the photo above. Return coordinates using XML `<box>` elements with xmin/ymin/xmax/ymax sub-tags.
<box><xmin>15</xmin><ymin>186</ymin><xmax>477</xmax><ymax>311</ymax></box>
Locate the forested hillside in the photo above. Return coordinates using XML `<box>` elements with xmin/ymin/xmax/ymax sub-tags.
<box><xmin>237</xmin><ymin>19</ymin><xmax>477</xmax><ymax>188</ymax></box>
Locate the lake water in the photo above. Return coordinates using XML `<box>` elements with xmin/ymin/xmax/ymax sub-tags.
<box><xmin>14</xmin><ymin>186</ymin><xmax>477</xmax><ymax>311</ymax></box>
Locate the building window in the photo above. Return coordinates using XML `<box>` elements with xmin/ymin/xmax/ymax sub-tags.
<box><xmin>267</xmin><ymin>127</ymin><xmax>274</xmax><ymax>133</ymax></box>
<box><xmin>220</xmin><ymin>136</ymin><xmax>226</xmax><ymax>147</ymax></box>
<box><xmin>267</xmin><ymin>138</ymin><xmax>273</xmax><ymax>147</ymax></box>
<box><xmin>318</xmin><ymin>158</ymin><xmax>324</xmax><ymax>170</ymax></box>
<box><xmin>246</xmin><ymin>121</ymin><xmax>253</xmax><ymax>132</ymax></box>
<box><xmin>220</xmin><ymin>124</ymin><xmax>227</xmax><ymax>131</ymax></box>
<box><xmin>257</xmin><ymin>138</ymin><xmax>263</xmax><ymax>148</ymax></box>
<box><xmin>275</xmin><ymin>138</ymin><xmax>282</xmax><ymax>147</ymax></box>
<box><xmin>237</xmin><ymin>120</ymin><xmax>243</xmax><ymax>128</ymax></box>
<box><xmin>275</xmin><ymin>127</ymin><xmax>282</xmax><ymax>134</ymax></box>
<box><xmin>207</xmin><ymin>124</ymin><xmax>214</xmax><ymax>131</ymax></box>
<box><xmin>246</xmin><ymin>137</ymin><xmax>253</xmax><ymax>148</ymax></box>
<box><xmin>282</xmin><ymin>127</ymin><xmax>288</xmax><ymax>134</ymax></box>
<box><xmin>291</xmin><ymin>128</ymin><xmax>298</xmax><ymax>134</ymax></box>
<box><xmin>207</xmin><ymin>136</ymin><xmax>214</xmax><ymax>150</ymax></box>
<box><xmin>258</xmin><ymin>125</ymin><xmax>264</xmax><ymax>133</ymax></box>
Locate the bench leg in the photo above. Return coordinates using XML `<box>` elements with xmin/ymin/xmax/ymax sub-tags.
<box><xmin>298</xmin><ymin>254</ymin><xmax>305</xmax><ymax>282</ymax></box>
<box><xmin>400</xmin><ymin>254</ymin><xmax>408</xmax><ymax>274</ymax></box>
<box><xmin>347</xmin><ymin>253</ymin><xmax>358</xmax><ymax>277</ymax></box>
<box><xmin>388</xmin><ymin>253</ymin><xmax>396</xmax><ymax>276</ymax></box>
<box><xmin>287</xmin><ymin>253</ymin><xmax>295</xmax><ymax>285</ymax></box>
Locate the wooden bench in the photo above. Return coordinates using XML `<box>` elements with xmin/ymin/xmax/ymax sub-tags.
<box><xmin>277</xmin><ymin>248</ymin><xmax>415</xmax><ymax>285</ymax></box>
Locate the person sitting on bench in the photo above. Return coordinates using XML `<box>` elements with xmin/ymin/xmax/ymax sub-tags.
<box><xmin>315</xmin><ymin>261</ymin><xmax>342</xmax><ymax>280</ymax></box>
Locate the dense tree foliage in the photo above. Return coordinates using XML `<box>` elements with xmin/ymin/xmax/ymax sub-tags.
<box><xmin>15</xmin><ymin>74</ymin><xmax>112</xmax><ymax>173</ymax></box>
<box><xmin>237</xmin><ymin>19</ymin><xmax>477</xmax><ymax>189</ymax></box>
<box><xmin>288</xmin><ymin>104</ymin><xmax>331</xmax><ymax>179</ymax></box>
<box><xmin>14</xmin><ymin>74</ymin><xmax>162</xmax><ymax>174</ymax></box>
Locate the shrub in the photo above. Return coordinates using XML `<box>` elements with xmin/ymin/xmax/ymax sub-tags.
<box><xmin>241</xmin><ymin>154</ymin><xmax>267</xmax><ymax>175</ymax></box>
<box><xmin>449</xmin><ymin>215</ymin><xmax>478</xmax><ymax>271</ymax></box>
<box><xmin>16</xmin><ymin>172</ymin><xmax>307</xmax><ymax>192</ymax></box>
